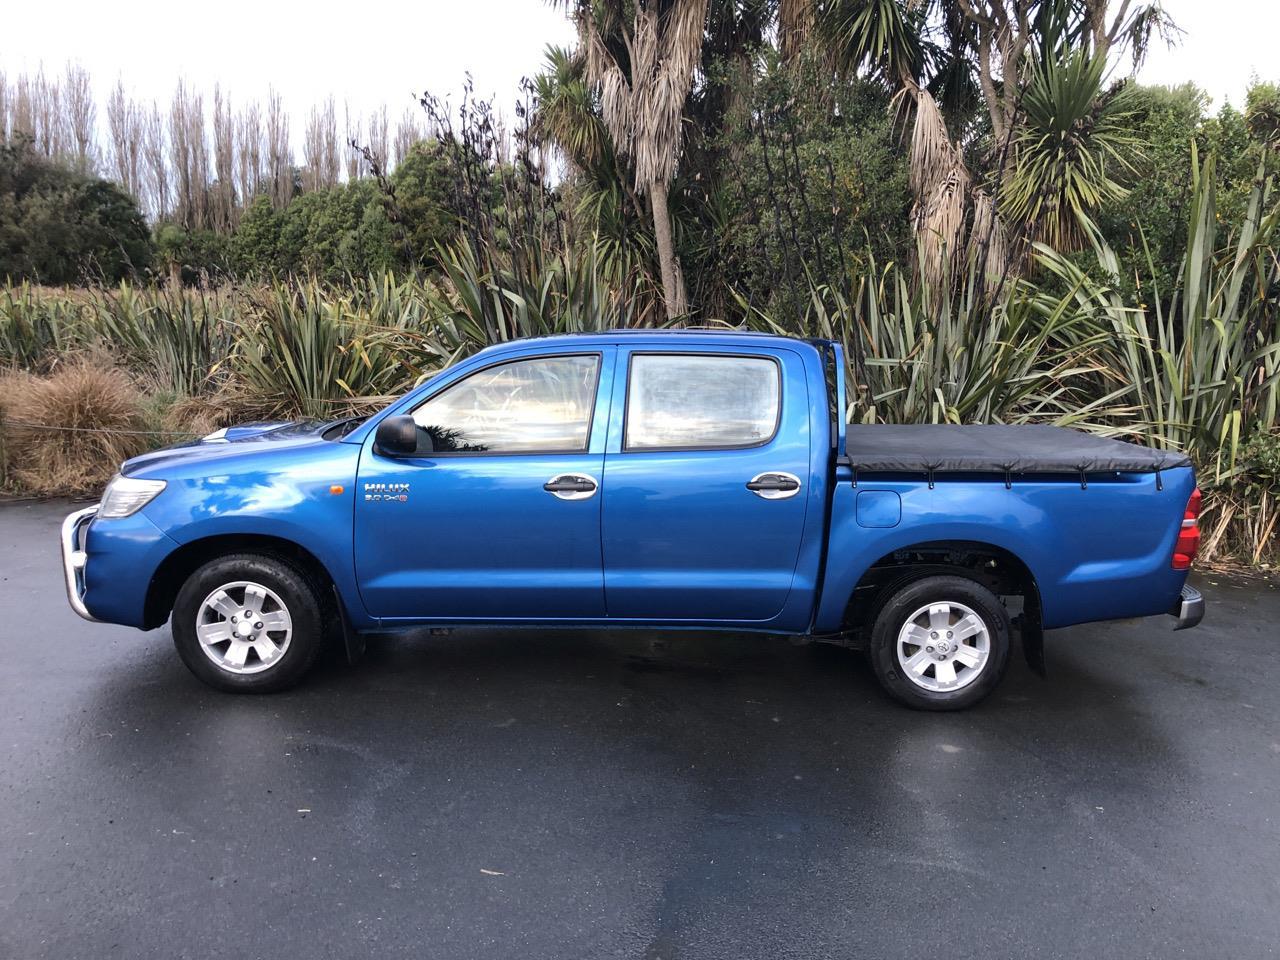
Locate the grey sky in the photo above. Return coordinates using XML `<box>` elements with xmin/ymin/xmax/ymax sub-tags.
<box><xmin>1</xmin><ymin>0</ymin><xmax>578</xmax><ymax>152</ymax></box>
<box><xmin>1</xmin><ymin>0</ymin><xmax>1275</xmax><ymax>156</ymax></box>
<box><xmin>1133</xmin><ymin>0</ymin><xmax>1279</xmax><ymax>108</ymax></box>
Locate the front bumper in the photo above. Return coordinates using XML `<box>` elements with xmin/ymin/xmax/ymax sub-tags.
<box><xmin>1170</xmin><ymin>584</ymin><xmax>1205</xmax><ymax>631</ymax></box>
<box><xmin>61</xmin><ymin>505</ymin><xmax>101</xmax><ymax>622</ymax></box>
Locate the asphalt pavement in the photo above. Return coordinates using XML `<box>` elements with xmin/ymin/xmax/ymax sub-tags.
<box><xmin>1</xmin><ymin>499</ymin><xmax>1278</xmax><ymax>960</ymax></box>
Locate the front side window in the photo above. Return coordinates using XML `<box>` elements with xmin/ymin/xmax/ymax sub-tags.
<box><xmin>411</xmin><ymin>354</ymin><xmax>600</xmax><ymax>454</ymax></box>
<box><xmin>625</xmin><ymin>354</ymin><xmax>780</xmax><ymax>451</ymax></box>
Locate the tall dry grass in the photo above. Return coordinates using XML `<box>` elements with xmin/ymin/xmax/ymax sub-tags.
<box><xmin>0</xmin><ymin>362</ymin><xmax>150</xmax><ymax>496</ymax></box>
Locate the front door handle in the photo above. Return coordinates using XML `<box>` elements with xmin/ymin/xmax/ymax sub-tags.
<box><xmin>746</xmin><ymin>472</ymin><xmax>802</xmax><ymax>500</ymax></box>
<box><xmin>544</xmin><ymin>473</ymin><xmax>598</xmax><ymax>501</ymax></box>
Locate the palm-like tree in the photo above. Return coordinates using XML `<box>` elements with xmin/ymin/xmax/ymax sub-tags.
<box><xmin>794</xmin><ymin>0</ymin><xmax>1170</xmax><ymax>281</ymax></box>
<box><xmin>557</xmin><ymin>0</ymin><xmax>711</xmax><ymax>319</ymax></box>
<box><xmin>534</xmin><ymin>45</ymin><xmax>613</xmax><ymax>175</ymax></box>
<box><xmin>535</xmin><ymin>45</ymin><xmax>659</xmax><ymax>308</ymax></box>
<box><xmin>1001</xmin><ymin>48</ymin><xmax>1135</xmax><ymax>251</ymax></box>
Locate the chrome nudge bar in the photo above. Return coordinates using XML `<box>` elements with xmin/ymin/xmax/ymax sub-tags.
<box><xmin>61</xmin><ymin>505</ymin><xmax>100</xmax><ymax>622</ymax></box>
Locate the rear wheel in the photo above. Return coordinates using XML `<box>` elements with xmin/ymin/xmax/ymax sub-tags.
<box><xmin>867</xmin><ymin>575</ymin><xmax>1010</xmax><ymax>710</ymax></box>
<box><xmin>172</xmin><ymin>553</ymin><xmax>324</xmax><ymax>693</ymax></box>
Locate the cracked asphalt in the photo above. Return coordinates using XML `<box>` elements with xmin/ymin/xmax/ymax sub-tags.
<box><xmin>2</xmin><ymin>499</ymin><xmax>1278</xmax><ymax>959</ymax></box>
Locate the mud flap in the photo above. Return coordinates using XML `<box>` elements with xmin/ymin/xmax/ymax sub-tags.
<box><xmin>1020</xmin><ymin>592</ymin><xmax>1046</xmax><ymax>678</ymax></box>
<box><xmin>332</xmin><ymin>585</ymin><xmax>366</xmax><ymax>665</ymax></box>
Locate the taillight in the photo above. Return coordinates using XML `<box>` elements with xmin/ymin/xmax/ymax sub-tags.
<box><xmin>1172</xmin><ymin>488</ymin><xmax>1202</xmax><ymax>570</ymax></box>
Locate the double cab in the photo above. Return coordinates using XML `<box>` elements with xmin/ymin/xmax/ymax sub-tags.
<box><xmin>62</xmin><ymin>331</ymin><xmax>1204</xmax><ymax>710</ymax></box>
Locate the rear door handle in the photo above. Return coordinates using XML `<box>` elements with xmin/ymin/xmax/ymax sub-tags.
<box><xmin>746</xmin><ymin>472</ymin><xmax>802</xmax><ymax>499</ymax></box>
<box><xmin>543</xmin><ymin>473</ymin><xmax>598</xmax><ymax>500</ymax></box>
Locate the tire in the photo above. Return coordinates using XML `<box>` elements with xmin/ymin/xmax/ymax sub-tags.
<box><xmin>171</xmin><ymin>553</ymin><xmax>325</xmax><ymax>693</ymax></box>
<box><xmin>867</xmin><ymin>574</ymin><xmax>1010</xmax><ymax>711</ymax></box>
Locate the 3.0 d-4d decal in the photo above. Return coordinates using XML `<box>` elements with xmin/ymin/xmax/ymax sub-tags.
<box><xmin>364</xmin><ymin>482</ymin><xmax>410</xmax><ymax>503</ymax></box>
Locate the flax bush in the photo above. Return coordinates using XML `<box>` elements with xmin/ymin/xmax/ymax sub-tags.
<box><xmin>0</xmin><ymin>150</ymin><xmax>1275</xmax><ymax>561</ymax></box>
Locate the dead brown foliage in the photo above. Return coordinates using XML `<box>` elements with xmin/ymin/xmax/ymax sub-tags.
<box><xmin>163</xmin><ymin>381</ymin><xmax>273</xmax><ymax>437</ymax></box>
<box><xmin>0</xmin><ymin>362</ymin><xmax>149</xmax><ymax>496</ymax></box>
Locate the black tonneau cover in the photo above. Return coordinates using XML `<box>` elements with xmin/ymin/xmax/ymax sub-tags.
<box><xmin>844</xmin><ymin>424</ymin><xmax>1191</xmax><ymax>474</ymax></box>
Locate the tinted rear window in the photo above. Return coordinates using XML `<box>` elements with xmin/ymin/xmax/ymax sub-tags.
<box><xmin>624</xmin><ymin>354</ymin><xmax>780</xmax><ymax>451</ymax></box>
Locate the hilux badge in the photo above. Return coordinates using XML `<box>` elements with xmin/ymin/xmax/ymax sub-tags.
<box><xmin>364</xmin><ymin>482</ymin><xmax>410</xmax><ymax>503</ymax></box>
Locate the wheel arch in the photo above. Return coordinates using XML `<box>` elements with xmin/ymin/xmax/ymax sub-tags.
<box><xmin>841</xmin><ymin>539</ymin><xmax>1042</xmax><ymax>645</ymax></box>
<box><xmin>144</xmin><ymin>533</ymin><xmax>338</xmax><ymax>630</ymax></box>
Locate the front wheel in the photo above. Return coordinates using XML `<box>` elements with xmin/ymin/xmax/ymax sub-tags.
<box><xmin>171</xmin><ymin>553</ymin><xmax>325</xmax><ymax>693</ymax></box>
<box><xmin>867</xmin><ymin>575</ymin><xmax>1010</xmax><ymax>711</ymax></box>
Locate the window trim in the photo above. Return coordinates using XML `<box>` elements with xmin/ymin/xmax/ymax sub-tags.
<box><xmin>404</xmin><ymin>351</ymin><xmax>604</xmax><ymax>458</ymax></box>
<box><xmin>621</xmin><ymin>351</ymin><xmax>783</xmax><ymax>453</ymax></box>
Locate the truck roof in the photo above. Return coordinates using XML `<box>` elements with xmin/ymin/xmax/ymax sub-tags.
<box><xmin>477</xmin><ymin>329</ymin><xmax>832</xmax><ymax>352</ymax></box>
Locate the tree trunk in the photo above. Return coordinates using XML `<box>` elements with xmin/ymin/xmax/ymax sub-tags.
<box><xmin>649</xmin><ymin>179</ymin><xmax>687</xmax><ymax>319</ymax></box>
<box><xmin>974</xmin><ymin>33</ymin><xmax>1008</xmax><ymax>147</ymax></box>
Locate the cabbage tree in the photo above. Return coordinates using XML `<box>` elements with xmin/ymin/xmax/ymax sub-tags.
<box><xmin>555</xmin><ymin>0</ymin><xmax>711</xmax><ymax>319</ymax></box>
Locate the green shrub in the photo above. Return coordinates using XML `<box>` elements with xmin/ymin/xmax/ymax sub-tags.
<box><xmin>0</xmin><ymin>139</ymin><xmax>154</xmax><ymax>284</ymax></box>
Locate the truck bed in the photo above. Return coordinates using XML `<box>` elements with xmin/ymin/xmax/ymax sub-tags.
<box><xmin>844</xmin><ymin>424</ymin><xmax>1191</xmax><ymax>475</ymax></box>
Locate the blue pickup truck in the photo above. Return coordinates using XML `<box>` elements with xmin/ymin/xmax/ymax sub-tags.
<box><xmin>61</xmin><ymin>331</ymin><xmax>1204</xmax><ymax>710</ymax></box>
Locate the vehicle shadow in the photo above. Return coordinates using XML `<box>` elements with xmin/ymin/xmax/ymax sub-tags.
<box><xmin>80</xmin><ymin>620</ymin><xmax>1184</xmax><ymax>777</ymax></box>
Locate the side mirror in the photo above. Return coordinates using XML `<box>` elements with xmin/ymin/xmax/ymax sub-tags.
<box><xmin>375</xmin><ymin>415</ymin><xmax>425</xmax><ymax>456</ymax></box>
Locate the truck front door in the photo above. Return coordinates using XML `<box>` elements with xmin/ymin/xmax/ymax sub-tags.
<box><xmin>600</xmin><ymin>347</ymin><xmax>812</xmax><ymax>622</ymax></box>
<box><xmin>354</xmin><ymin>349</ymin><xmax>613</xmax><ymax>621</ymax></box>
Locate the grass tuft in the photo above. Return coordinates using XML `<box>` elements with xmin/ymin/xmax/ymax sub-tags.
<box><xmin>0</xmin><ymin>361</ymin><xmax>150</xmax><ymax>496</ymax></box>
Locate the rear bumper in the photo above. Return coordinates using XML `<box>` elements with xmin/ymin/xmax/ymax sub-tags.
<box><xmin>61</xmin><ymin>505</ymin><xmax>100</xmax><ymax>622</ymax></box>
<box><xmin>1169</xmin><ymin>584</ymin><xmax>1205</xmax><ymax>631</ymax></box>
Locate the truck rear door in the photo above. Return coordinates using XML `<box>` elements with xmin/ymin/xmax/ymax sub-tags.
<box><xmin>600</xmin><ymin>345</ymin><xmax>812</xmax><ymax>622</ymax></box>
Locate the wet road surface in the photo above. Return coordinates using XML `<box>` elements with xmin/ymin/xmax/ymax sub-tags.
<box><xmin>2</xmin><ymin>500</ymin><xmax>1278</xmax><ymax>959</ymax></box>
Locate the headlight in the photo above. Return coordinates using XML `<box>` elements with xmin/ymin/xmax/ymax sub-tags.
<box><xmin>98</xmin><ymin>475</ymin><xmax>167</xmax><ymax>519</ymax></box>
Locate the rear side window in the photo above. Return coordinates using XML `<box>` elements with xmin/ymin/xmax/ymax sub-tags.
<box><xmin>411</xmin><ymin>354</ymin><xmax>600</xmax><ymax>454</ymax></box>
<box><xmin>624</xmin><ymin>354</ymin><xmax>780</xmax><ymax>451</ymax></box>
